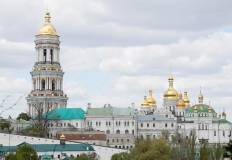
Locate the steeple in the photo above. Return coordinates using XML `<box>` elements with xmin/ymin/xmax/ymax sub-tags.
<box><xmin>198</xmin><ymin>88</ymin><xmax>203</xmax><ymax>104</ymax></box>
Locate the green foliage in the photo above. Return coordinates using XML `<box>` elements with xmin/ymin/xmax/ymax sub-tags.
<box><xmin>111</xmin><ymin>152</ymin><xmax>130</xmax><ymax>160</ymax></box>
<box><xmin>130</xmin><ymin>138</ymin><xmax>171</xmax><ymax>160</ymax></box>
<box><xmin>224</xmin><ymin>140</ymin><xmax>232</xmax><ymax>158</ymax></box>
<box><xmin>0</xmin><ymin>119</ymin><xmax>10</xmax><ymax>131</ymax></box>
<box><xmin>5</xmin><ymin>153</ymin><xmax>16</xmax><ymax>160</ymax></box>
<box><xmin>200</xmin><ymin>142</ymin><xmax>210</xmax><ymax>160</ymax></box>
<box><xmin>210</xmin><ymin>144</ymin><xmax>224</xmax><ymax>160</ymax></box>
<box><xmin>16</xmin><ymin>144</ymin><xmax>38</xmax><ymax>160</ymax></box>
<box><xmin>17</xmin><ymin>112</ymin><xmax>31</xmax><ymax>121</ymax></box>
<box><xmin>21</xmin><ymin>123</ymin><xmax>47</xmax><ymax>137</ymax></box>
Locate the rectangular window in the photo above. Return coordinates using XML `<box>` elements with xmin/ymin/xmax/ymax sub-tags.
<box><xmin>147</xmin><ymin>123</ymin><xmax>149</xmax><ymax>127</ymax></box>
<box><xmin>141</xmin><ymin>123</ymin><xmax>143</xmax><ymax>128</ymax></box>
<box><xmin>165</xmin><ymin>123</ymin><xmax>167</xmax><ymax>127</ymax></box>
<box><xmin>214</xmin><ymin>131</ymin><xmax>216</xmax><ymax>136</ymax></box>
<box><xmin>153</xmin><ymin>123</ymin><xmax>155</xmax><ymax>127</ymax></box>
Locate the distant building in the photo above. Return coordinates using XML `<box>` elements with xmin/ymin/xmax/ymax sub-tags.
<box><xmin>45</xmin><ymin>108</ymin><xmax>85</xmax><ymax>138</ymax></box>
<box><xmin>137</xmin><ymin>76</ymin><xmax>232</xmax><ymax>144</ymax></box>
<box><xmin>85</xmin><ymin>105</ymin><xmax>136</xmax><ymax>148</ymax></box>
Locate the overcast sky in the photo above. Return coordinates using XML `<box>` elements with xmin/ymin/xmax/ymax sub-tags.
<box><xmin>0</xmin><ymin>0</ymin><xmax>232</xmax><ymax>120</ymax></box>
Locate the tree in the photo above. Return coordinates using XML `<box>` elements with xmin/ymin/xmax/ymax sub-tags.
<box><xmin>5</xmin><ymin>153</ymin><xmax>16</xmax><ymax>160</ymax></box>
<box><xmin>0</xmin><ymin>119</ymin><xmax>10</xmax><ymax>131</ymax></box>
<box><xmin>186</xmin><ymin>130</ymin><xmax>197</xmax><ymax>160</ymax></box>
<box><xmin>200</xmin><ymin>142</ymin><xmax>210</xmax><ymax>160</ymax></box>
<box><xmin>16</xmin><ymin>144</ymin><xmax>38</xmax><ymax>160</ymax></box>
<box><xmin>16</xmin><ymin>112</ymin><xmax>31</xmax><ymax>121</ymax></box>
<box><xmin>224</xmin><ymin>140</ymin><xmax>232</xmax><ymax>159</ymax></box>
<box><xmin>130</xmin><ymin>138</ymin><xmax>171</xmax><ymax>160</ymax></box>
<box><xmin>111</xmin><ymin>152</ymin><xmax>130</xmax><ymax>160</ymax></box>
<box><xmin>210</xmin><ymin>144</ymin><xmax>224</xmax><ymax>160</ymax></box>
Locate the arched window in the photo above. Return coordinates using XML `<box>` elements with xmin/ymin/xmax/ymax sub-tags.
<box><xmin>43</xmin><ymin>49</ymin><xmax>47</xmax><ymax>62</ymax></box>
<box><xmin>116</xmin><ymin>130</ymin><xmax>120</xmax><ymax>134</ymax></box>
<box><xmin>41</xmin><ymin>79</ymin><xmax>45</xmax><ymax>90</ymax></box>
<box><xmin>50</xmin><ymin>49</ymin><xmax>53</xmax><ymax>63</ymax></box>
<box><xmin>125</xmin><ymin>130</ymin><xmax>129</xmax><ymax>134</ymax></box>
<box><xmin>52</xmin><ymin>80</ymin><xmax>56</xmax><ymax>91</ymax></box>
<box><xmin>33</xmin><ymin>80</ymin><xmax>36</xmax><ymax>90</ymax></box>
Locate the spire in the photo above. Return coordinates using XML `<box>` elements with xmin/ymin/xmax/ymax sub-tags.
<box><xmin>149</xmin><ymin>90</ymin><xmax>153</xmax><ymax>97</ymax></box>
<box><xmin>168</xmin><ymin>75</ymin><xmax>174</xmax><ymax>88</ymax></box>
<box><xmin>198</xmin><ymin>88</ymin><xmax>203</xmax><ymax>104</ymax></box>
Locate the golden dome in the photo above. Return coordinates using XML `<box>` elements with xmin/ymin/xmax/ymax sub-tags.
<box><xmin>164</xmin><ymin>76</ymin><xmax>179</xmax><ymax>99</ymax></box>
<box><xmin>176</xmin><ymin>93</ymin><xmax>186</xmax><ymax>108</ymax></box>
<box><xmin>183</xmin><ymin>91</ymin><xmax>190</xmax><ymax>106</ymax></box>
<box><xmin>146</xmin><ymin>90</ymin><xmax>156</xmax><ymax>104</ymax></box>
<box><xmin>141</xmin><ymin>90</ymin><xmax>156</xmax><ymax>107</ymax></box>
<box><xmin>38</xmin><ymin>12</ymin><xmax>58</xmax><ymax>36</ymax></box>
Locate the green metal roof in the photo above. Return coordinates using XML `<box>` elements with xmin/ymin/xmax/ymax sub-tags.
<box><xmin>87</xmin><ymin>106</ymin><xmax>135</xmax><ymax>117</ymax></box>
<box><xmin>0</xmin><ymin>142</ymin><xmax>94</xmax><ymax>153</ymax></box>
<box><xmin>186</xmin><ymin>104</ymin><xmax>215</xmax><ymax>113</ymax></box>
<box><xmin>44</xmin><ymin>108</ymin><xmax>85</xmax><ymax>120</ymax></box>
<box><xmin>213</xmin><ymin>119</ymin><xmax>232</xmax><ymax>124</ymax></box>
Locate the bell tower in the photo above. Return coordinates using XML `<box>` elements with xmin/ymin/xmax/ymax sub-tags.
<box><xmin>26</xmin><ymin>12</ymin><xmax>68</xmax><ymax>117</ymax></box>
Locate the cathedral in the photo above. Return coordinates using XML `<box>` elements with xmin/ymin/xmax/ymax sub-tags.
<box><xmin>26</xmin><ymin>12</ymin><xmax>68</xmax><ymax>117</ymax></box>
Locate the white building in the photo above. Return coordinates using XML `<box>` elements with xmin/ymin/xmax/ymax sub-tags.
<box><xmin>85</xmin><ymin>105</ymin><xmax>136</xmax><ymax>149</ymax></box>
<box><xmin>137</xmin><ymin>76</ymin><xmax>232</xmax><ymax>144</ymax></box>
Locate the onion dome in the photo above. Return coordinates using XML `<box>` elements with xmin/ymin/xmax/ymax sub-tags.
<box><xmin>146</xmin><ymin>90</ymin><xmax>156</xmax><ymax>104</ymax></box>
<box><xmin>141</xmin><ymin>90</ymin><xmax>156</xmax><ymax>107</ymax></box>
<box><xmin>141</xmin><ymin>96</ymin><xmax>149</xmax><ymax>106</ymax></box>
<box><xmin>183</xmin><ymin>91</ymin><xmax>190</xmax><ymax>106</ymax></box>
<box><xmin>163</xmin><ymin>76</ymin><xmax>179</xmax><ymax>99</ymax></box>
<box><xmin>176</xmin><ymin>93</ymin><xmax>186</xmax><ymax>108</ymax></box>
<box><xmin>208</xmin><ymin>106</ymin><xmax>213</xmax><ymax>113</ymax></box>
<box><xmin>38</xmin><ymin>12</ymin><xmax>58</xmax><ymax>36</ymax></box>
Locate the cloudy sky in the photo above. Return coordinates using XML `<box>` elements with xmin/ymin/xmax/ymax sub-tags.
<box><xmin>0</xmin><ymin>0</ymin><xmax>232</xmax><ymax>120</ymax></box>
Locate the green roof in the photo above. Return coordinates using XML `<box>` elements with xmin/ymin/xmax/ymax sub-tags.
<box><xmin>44</xmin><ymin>108</ymin><xmax>85</xmax><ymax>120</ymax></box>
<box><xmin>186</xmin><ymin>104</ymin><xmax>215</xmax><ymax>113</ymax></box>
<box><xmin>0</xmin><ymin>142</ymin><xmax>94</xmax><ymax>153</ymax></box>
<box><xmin>87</xmin><ymin>106</ymin><xmax>135</xmax><ymax>117</ymax></box>
<box><xmin>213</xmin><ymin>119</ymin><xmax>232</xmax><ymax>124</ymax></box>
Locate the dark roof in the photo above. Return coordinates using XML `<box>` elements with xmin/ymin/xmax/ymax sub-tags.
<box><xmin>0</xmin><ymin>142</ymin><xmax>94</xmax><ymax>153</ymax></box>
